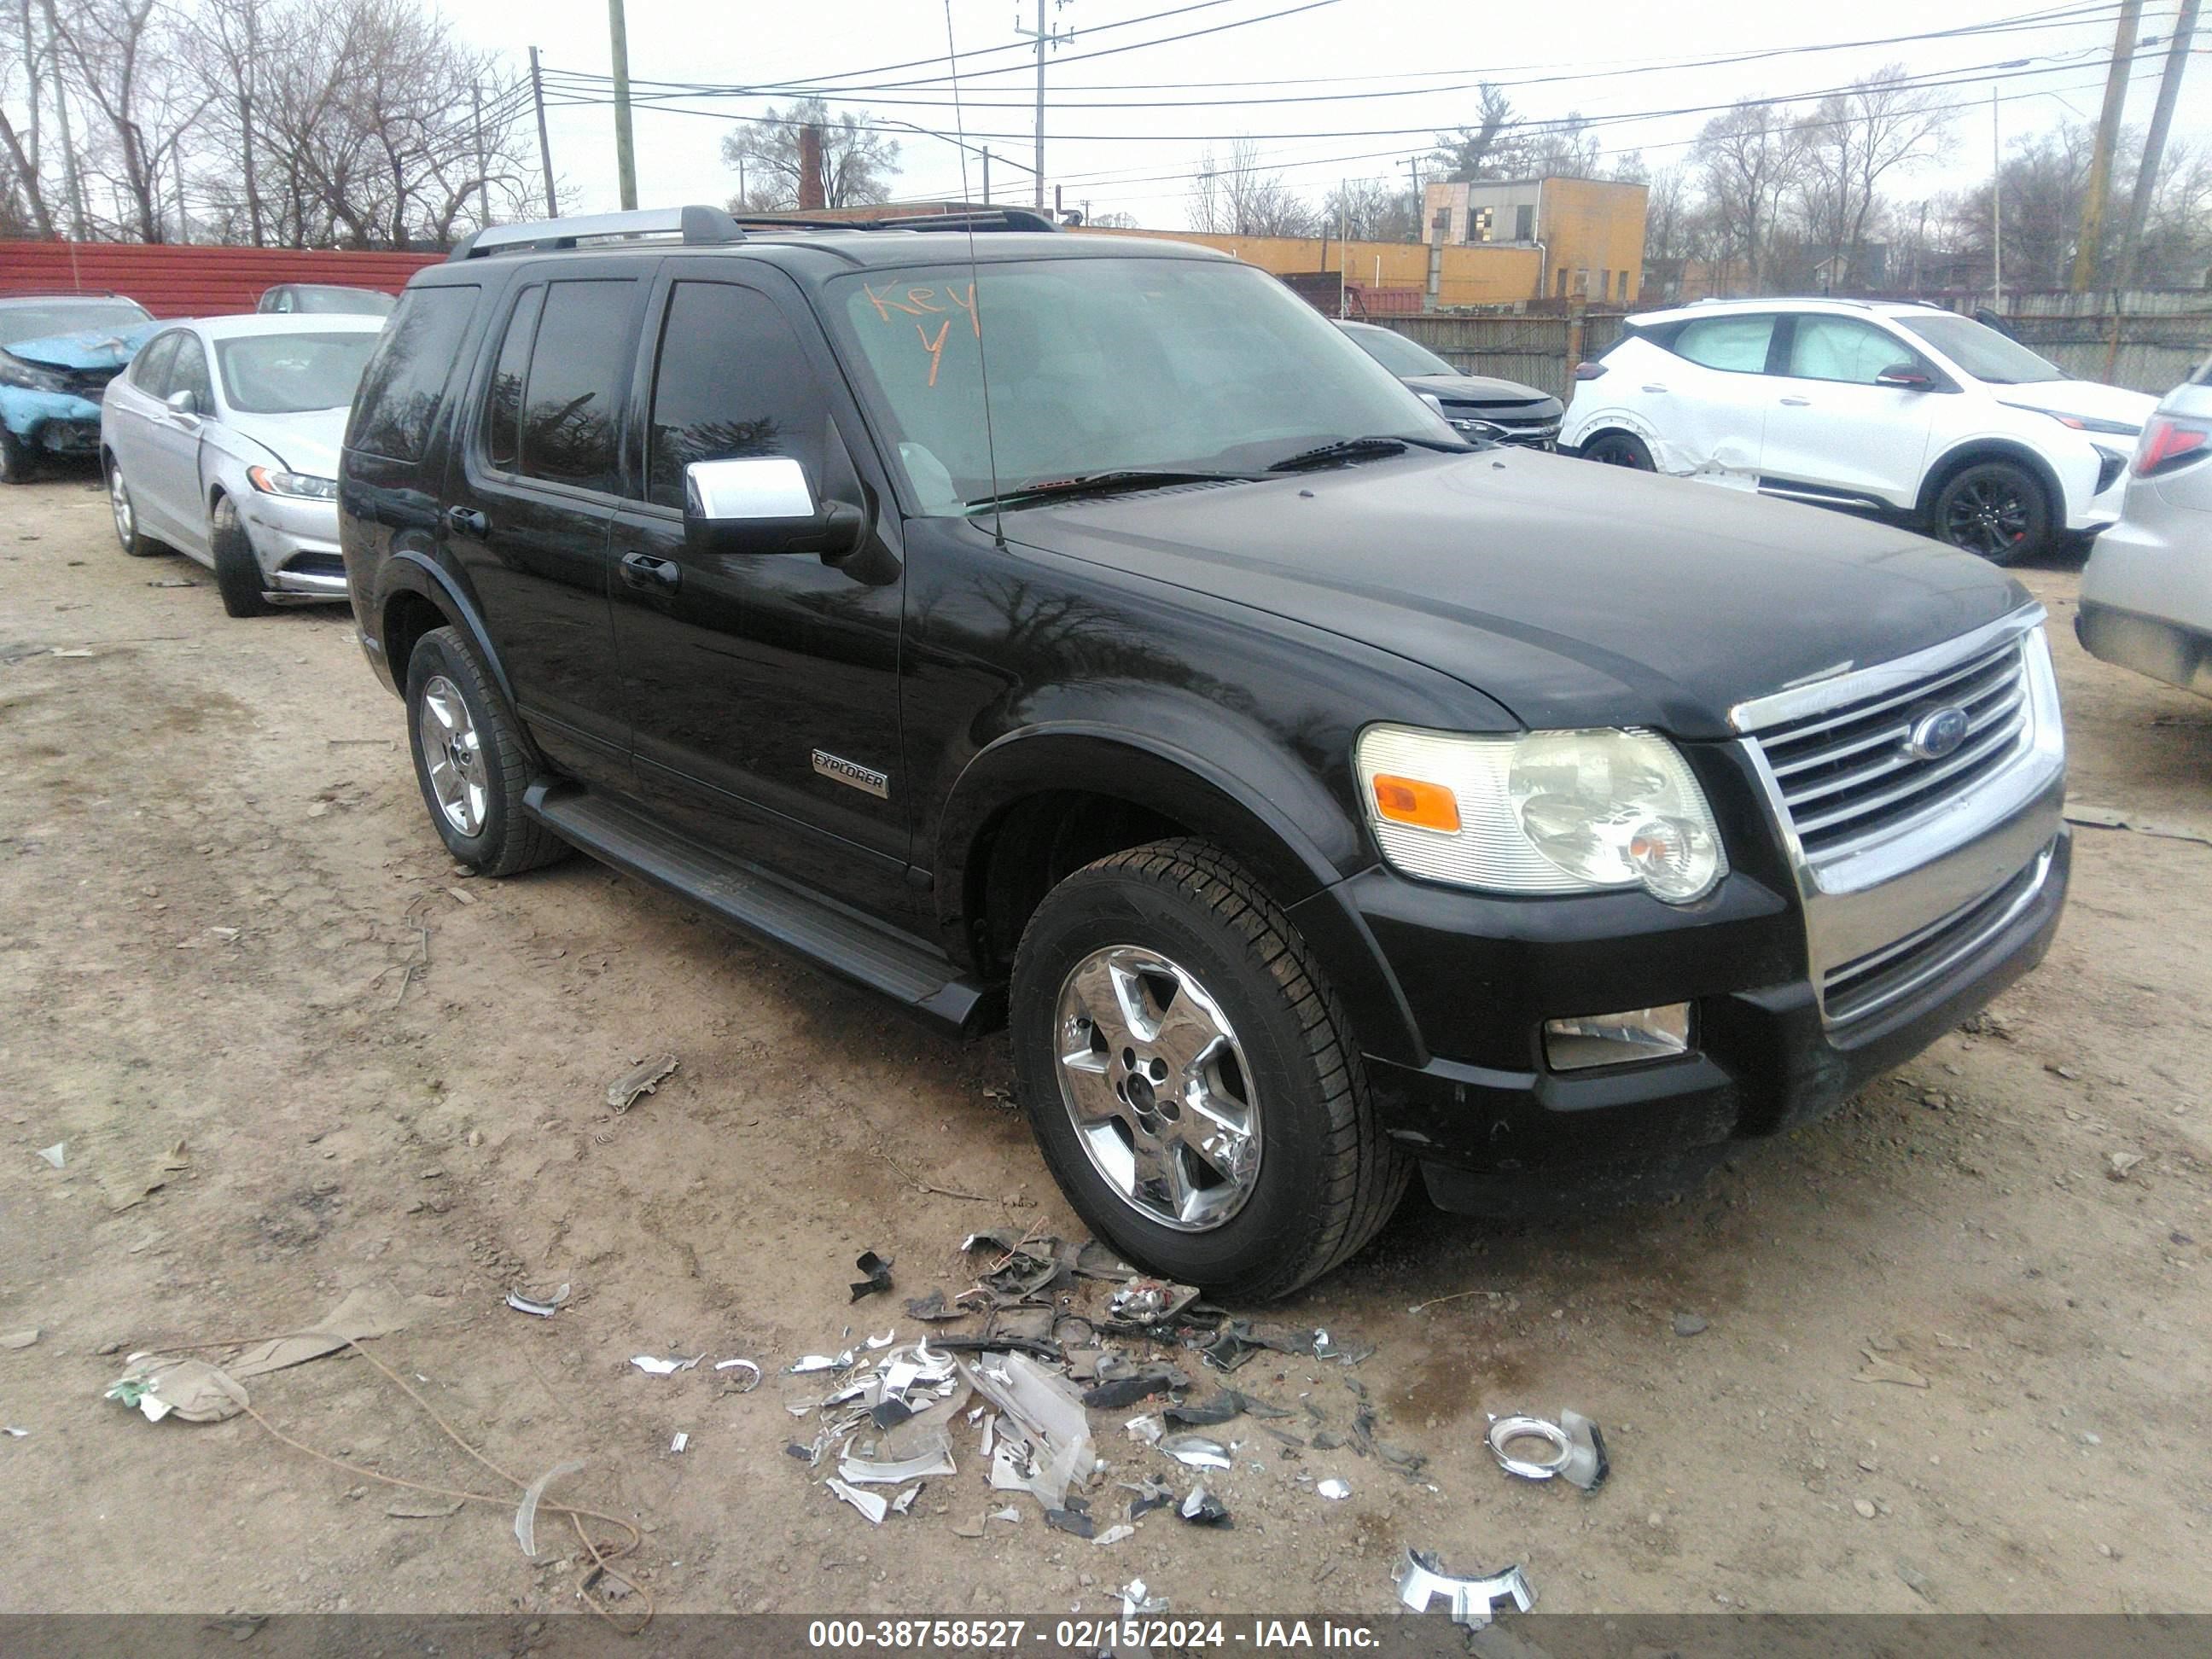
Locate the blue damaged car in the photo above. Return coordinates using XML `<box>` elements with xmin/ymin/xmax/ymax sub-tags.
<box><xmin>1</xmin><ymin>294</ymin><xmax>159</xmax><ymax>484</ymax></box>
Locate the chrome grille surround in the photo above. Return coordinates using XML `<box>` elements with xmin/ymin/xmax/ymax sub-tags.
<box><xmin>1732</xmin><ymin>604</ymin><xmax>2066</xmax><ymax>1030</ymax></box>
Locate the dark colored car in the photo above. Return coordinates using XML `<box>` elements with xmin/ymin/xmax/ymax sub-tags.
<box><xmin>340</xmin><ymin>207</ymin><xmax>2069</xmax><ymax>1298</ymax></box>
<box><xmin>1</xmin><ymin>293</ymin><xmax>157</xmax><ymax>483</ymax></box>
<box><xmin>1336</xmin><ymin>318</ymin><xmax>1563</xmax><ymax>447</ymax></box>
<box><xmin>257</xmin><ymin>283</ymin><xmax>398</xmax><ymax>317</ymax></box>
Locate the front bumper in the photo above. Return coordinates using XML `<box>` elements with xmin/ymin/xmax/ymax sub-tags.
<box><xmin>1342</xmin><ymin>830</ymin><xmax>2067</xmax><ymax>1205</ymax></box>
<box><xmin>2</xmin><ymin>390</ymin><xmax>103</xmax><ymax>453</ymax></box>
<box><xmin>236</xmin><ymin>490</ymin><xmax>348</xmax><ymax>602</ymax></box>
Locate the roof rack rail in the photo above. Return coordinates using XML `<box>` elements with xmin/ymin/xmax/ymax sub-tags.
<box><xmin>447</xmin><ymin>205</ymin><xmax>745</xmax><ymax>261</ymax></box>
<box><xmin>730</xmin><ymin>207</ymin><xmax>1062</xmax><ymax>235</ymax></box>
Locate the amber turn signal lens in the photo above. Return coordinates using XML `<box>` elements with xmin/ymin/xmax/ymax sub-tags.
<box><xmin>1371</xmin><ymin>774</ymin><xmax>1461</xmax><ymax>831</ymax></box>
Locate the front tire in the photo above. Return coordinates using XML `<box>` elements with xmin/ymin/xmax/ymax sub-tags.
<box><xmin>1930</xmin><ymin>460</ymin><xmax>2052</xmax><ymax>564</ymax></box>
<box><xmin>210</xmin><ymin>495</ymin><xmax>273</xmax><ymax>617</ymax></box>
<box><xmin>108</xmin><ymin>456</ymin><xmax>159</xmax><ymax>555</ymax></box>
<box><xmin>0</xmin><ymin>428</ymin><xmax>34</xmax><ymax>485</ymax></box>
<box><xmin>1010</xmin><ymin>838</ymin><xmax>1408</xmax><ymax>1301</ymax></box>
<box><xmin>1581</xmin><ymin>430</ymin><xmax>1656</xmax><ymax>469</ymax></box>
<box><xmin>403</xmin><ymin>626</ymin><xmax>569</xmax><ymax>876</ymax></box>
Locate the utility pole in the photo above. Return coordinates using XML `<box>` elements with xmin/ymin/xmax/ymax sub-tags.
<box><xmin>471</xmin><ymin>78</ymin><xmax>491</xmax><ymax>230</ymax></box>
<box><xmin>2117</xmin><ymin>0</ymin><xmax>2198</xmax><ymax>288</ymax></box>
<box><xmin>982</xmin><ymin>148</ymin><xmax>991</xmax><ymax>206</ymax></box>
<box><xmin>2071</xmin><ymin>0</ymin><xmax>2144</xmax><ymax>291</ymax></box>
<box><xmin>172</xmin><ymin>148</ymin><xmax>189</xmax><ymax>244</ymax></box>
<box><xmin>1016</xmin><ymin>0</ymin><xmax>1073</xmax><ymax>211</ymax></box>
<box><xmin>530</xmin><ymin>46</ymin><xmax>558</xmax><ymax>218</ymax></box>
<box><xmin>1991</xmin><ymin>86</ymin><xmax>2003</xmax><ymax>309</ymax></box>
<box><xmin>1406</xmin><ymin>155</ymin><xmax>1423</xmax><ymax>239</ymax></box>
<box><xmin>41</xmin><ymin>0</ymin><xmax>87</xmax><ymax>239</ymax></box>
<box><xmin>608</xmin><ymin>0</ymin><xmax>638</xmax><ymax>211</ymax></box>
<box><xmin>241</xmin><ymin>6</ymin><xmax>264</xmax><ymax>247</ymax></box>
<box><xmin>1337</xmin><ymin>184</ymin><xmax>1348</xmax><ymax>317</ymax></box>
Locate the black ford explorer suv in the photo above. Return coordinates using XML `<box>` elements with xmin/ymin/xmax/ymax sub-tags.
<box><xmin>340</xmin><ymin>206</ymin><xmax>2069</xmax><ymax>1298</ymax></box>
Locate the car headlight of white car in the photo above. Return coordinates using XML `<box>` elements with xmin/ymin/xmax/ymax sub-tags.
<box><xmin>247</xmin><ymin>466</ymin><xmax>339</xmax><ymax>500</ymax></box>
<box><xmin>1356</xmin><ymin>725</ymin><xmax>1726</xmax><ymax>902</ymax></box>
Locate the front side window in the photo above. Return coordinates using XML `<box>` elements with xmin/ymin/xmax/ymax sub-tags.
<box><xmin>831</xmin><ymin>257</ymin><xmax>1447</xmax><ymax>510</ymax></box>
<box><xmin>647</xmin><ymin>281</ymin><xmax>824</xmax><ymax>510</ymax></box>
<box><xmin>1785</xmin><ymin>316</ymin><xmax>1913</xmax><ymax>385</ymax></box>
<box><xmin>1671</xmin><ymin>314</ymin><xmax>1776</xmax><ymax>374</ymax></box>
<box><xmin>131</xmin><ymin>332</ymin><xmax>182</xmax><ymax>395</ymax></box>
<box><xmin>215</xmin><ymin>331</ymin><xmax>382</xmax><ymax>414</ymax></box>
<box><xmin>1894</xmin><ymin>312</ymin><xmax>2065</xmax><ymax>386</ymax></box>
<box><xmin>517</xmin><ymin>279</ymin><xmax>636</xmax><ymax>492</ymax></box>
<box><xmin>348</xmin><ymin>284</ymin><xmax>478</xmax><ymax>461</ymax></box>
<box><xmin>170</xmin><ymin>335</ymin><xmax>214</xmax><ymax>409</ymax></box>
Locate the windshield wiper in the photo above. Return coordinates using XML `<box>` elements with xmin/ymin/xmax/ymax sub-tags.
<box><xmin>965</xmin><ymin>468</ymin><xmax>1262</xmax><ymax>509</ymax></box>
<box><xmin>1266</xmin><ymin>434</ymin><xmax>1464</xmax><ymax>472</ymax></box>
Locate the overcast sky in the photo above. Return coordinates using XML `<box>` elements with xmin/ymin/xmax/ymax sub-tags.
<box><xmin>455</xmin><ymin>0</ymin><xmax>2209</xmax><ymax>228</ymax></box>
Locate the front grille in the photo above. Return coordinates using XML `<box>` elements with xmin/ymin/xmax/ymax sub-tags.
<box><xmin>62</xmin><ymin>364</ymin><xmax>121</xmax><ymax>398</ymax></box>
<box><xmin>1822</xmin><ymin>848</ymin><xmax>2052</xmax><ymax>1027</ymax></box>
<box><xmin>1749</xmin><ymin>635</ymin><xmax>2031</xmax><ymax>859</ymax></box>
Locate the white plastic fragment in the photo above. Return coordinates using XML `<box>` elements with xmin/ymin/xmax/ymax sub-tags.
<box><xmin>670</xmin><ymin>1432</ymin><xmax>689</xmax><ymax>1453</ymax></box>
<box><xmin>789</xmin><ymin>1352</ymin><xmax>854</xmax><ymax>1374</ymax></box>
<box><xmin>865</xmin><ymin>1330</ymin><xmax>896</xmax><ymax>1349</ymax></box>
<box><xmin>505</xmin><ymin>1284</ymin><xmax>571</xmax><ymax>1318</ymax></box>
<box><xmin>606</xmin><ymin>1054</ymin><xmax>678</xmax><ymax>1113</ymax></box>
<box><xmin>514</xmin><ymin>1459</ymin><xmax>584</xmax><ymax>1557</ymax></box>
<box><xmin>630</xmin><ymin>1354</ymin><xmax>701</xmax><ymax>1376</ymax></box>
<box><xmin>1157</xmin><ymin>1433</ymin><xmax>1231</xmax><ymax>1470</ymax></box>
<box><xmin>3</xmin><ymin>1427</ymin><xmax>28</xmax><ymax>1437</ymax></box>
<box><xmin>892</xmin><ymin>1485</ymin><xmax>923</xmax><ymax>1515</ymax></box>
<box><xmin>1318</xmin><ymin>1477</ymin><xmax>1351</xmax><ymax>1499</ymax></box>
<box><xmin>1093</xmin><ymin>1524</ymin><xmax>1135</xmax><ymax>1546</ymax></box>
<box><xmin>1395</xmin><ymin>1548</ymin><xmax>1536</xmax><ymax>1630</ymax></box>
<box><xmin>839</xmin><ymin>1430</ymin><xmax>956</xmax><ymax>1485</ymax></box>
<box><xmin>1123</xmin><ymin>1413</ymin><xmax>1163</xmax><ymax>1444</ymax></box>
<box><xmin>714</xmin><ymin>1358</ymin><xmax>763</xmax><ymax>1391</ymax></box>
<box><xmin>1486</xmin><ymin>1409</ymin><xmax>1609</xmax><ymax>1491</ymax></box>
<box><xmin>1120</xmin><ymin>1578</ymin><xmax>1168</xmax><ymax>1615</ymax></box>
<box><xmin>827</xmin><ymin>1476</ymin><xmax>888</xmax><ymax>1524</ymax></box>
<box><xmin>36</xmin><ymin>1144</ymin><xmax>65</xmax><ymax>1169</ymax></box>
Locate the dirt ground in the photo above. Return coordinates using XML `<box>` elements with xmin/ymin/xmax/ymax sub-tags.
<box><xmin>2</xmin><ymin>467</ymin><xmax>2208</xmax><ymax>1622</ymax></box>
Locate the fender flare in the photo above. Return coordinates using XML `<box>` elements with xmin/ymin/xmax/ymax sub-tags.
<box><xmin>1917</xmin><ymin>438</ymin><xmax>2069</xmax><ymax>527</ymax></box>
<box><xmin>375</xmin><ymin>549</ymin><xmax>522</xmax><ymax>713</ymax></box>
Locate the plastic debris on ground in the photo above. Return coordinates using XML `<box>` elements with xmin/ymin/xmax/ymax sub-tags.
<box><xmin>849</xmin><ymin>1251</ymin><xmax>896</xmax><ymax>1302</ymax></box>
<box><xmin>1486</xmin><ymin>1408</ymin><xmax>1609</xmax><ymax>1492</ymax></box>
<box><xmin>1092</xmin><ymin>1523</ymin><xmax>1134</xmax><ymax>1546</ymax></box>
<box><xmin>1107</xmin><ymin>1278</ymin><xmax>1201</xmax><ymax>1326</ymax></box>
<box><xmin>630</xmin><ymin>1354</ymin><xmax>701</xmax><ymax>1376</ymax></box>
<box><xmin>605</xmin><ymin>1054</ymin><xmax>678</xmax><ymax>1113</ymax></box>
<box><xmin>1120</xmin><ymin>1579</ymin><xmax>1168</xmax><ymax>1615</ymax></box>
<box><xmin>714</xmin><ymin>1358</ymin><xmax>763</xmax><ymax>1391</ymax></box>
<box><xmin>1157</xmin><ymin>1433</ymin><xmax>1232</xmax><ymax>1470</ymax></box>
<box><xmin>669</xmin><ymin>1432</ymin><xmax>689</xmax><ymax>1453</ymax></box>
<box><xmin>514</xmin><ymin>1459</ymin><xmax>584</xmax><ymax>1557</ymax></box>
<box><xmin>1395</xmin><ymin>1548</ymin><xmax>1536</xmax><ymax>1630</ymax></box>
<box><xmin>35</xmin><ymin>1144</ymin><xmax>65</xmax><ymax>1169</ymax></box>
<box><xmin>1179</xmin><ymin>1483</ymin><xmax>1231</xmax><ymax>1526</ymax></box>
<box><xmin>827</xmin><ymin>1477</ymin><xmax>888</xmax><ymax>1524</ymax></box>
<box><xmin>1317</xmin><ymin>1477</ymin><xmax>1351</xmax><ymax>1500</ymax></box>
<box><xmin>505</xmin><ymin>1284</ymin><xmax>572</xmax><ymax>1318</ymax></box>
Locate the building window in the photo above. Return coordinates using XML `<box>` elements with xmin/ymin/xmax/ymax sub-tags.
<box><xmin>1555</xmin><ymin>266</ymin><xmax>1568</xmax><ymax>299</ymax></box>
<box><xmin>1515</xmin><ymin>203</ymin><xmax>1534</xmax><ymax>242</ymax></box>
<box><xmin>1472</xmin><ymin>206</ymin><xmax>1493</xmax><ymax>243</ymax></box>
<box><xmin>1619</xmin><ymin>270</ymin><xmax>1632</xmax><ymax>302</ymax></box>
<box><xmin>1599</xmin><ymin>271</ymin><xmax>1612</xmax><ymax>301</ymax></box>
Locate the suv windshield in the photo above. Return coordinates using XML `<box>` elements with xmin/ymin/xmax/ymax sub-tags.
<box><xmin>1343</xmin><ymin>325</ymin><xmax>1457</xmax><ymax>378</ymax></box>
<box><xmin>831</xmin><ymin>257</ymin><xmax>1455</xmax><ymax>509</ymax></box>
<box><xmin>1</xmin><ymin>299</ymin><xmax>150</xmax><ymax>346</ymax></box>
<box><xmin>1895</xmin><ymin>312</ymin><xmax>2065</xmax><ymax>386</ymax></box>
<box><xmin>216</xmin><ymin>331</ymin><xmax>382</xmax><ymax>413</ymax></box>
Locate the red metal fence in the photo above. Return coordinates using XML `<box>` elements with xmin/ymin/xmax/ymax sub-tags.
<box><xmin>0</xmin><ymin>242</ymin><xmax>442</xmax><ymax>318</ymax></box>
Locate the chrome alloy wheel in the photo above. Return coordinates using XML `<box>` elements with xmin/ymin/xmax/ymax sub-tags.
<box><xmin>109</xmin><ymin>465</ymin><xmax>134</xmax><ymax>547</ymax></box>
<box><xmin>416</xmin><ymin>674</ymin><xmax>487</xmax><ymax>837</ymax></box>
<box><xmin>1053</xmin><ymin>945</ymin><xmax>1263</xmax><ymax>1231</ymax></box>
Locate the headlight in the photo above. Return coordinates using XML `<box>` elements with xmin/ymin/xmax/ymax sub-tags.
<box><xmin>247</xmin><ymin>466</ymin><xmax>338</xmax><ymax>500</ymax></box>
<box><xmin>0</xmin><ymin>353</ymin><xmax>73</xmax><ymax>393</ymax></box>
<box><xmin>1356</xmin><ymin>725</ymin><xmax>1726</xmax><ymax>902</ymax></box>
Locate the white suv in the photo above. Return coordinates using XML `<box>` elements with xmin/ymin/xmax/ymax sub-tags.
<box><xmin>1561</xmin><ymin>298</ymin><xmax>2156</xmax><ymax>564</ymax></box>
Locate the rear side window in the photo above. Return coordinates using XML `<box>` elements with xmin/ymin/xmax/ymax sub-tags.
<box><xmin>131</xmin><ymin>332</ymin><xmax>182</xmax><ymax>394</ymax></box>
<box><xmin>1671</xmin><ymin>314</ymin><xmax>1775</xmax><ymax>374</ymax></box>
<box><xmin>518</xmin><ymin>279</ymin><xmax>635</xmax><ymax>492</ymax></box>
<box><xmin>348</xmin><ymin>283</ymin><xmax>478</xmax><ymax>462</ymax></box>
<box><xmin>646</xmin><ymin>281</ymin><xmax>824</xmax><ymax>509</ymax></box>
<box><xmin>482</xmin><ymin>285</ymin><xmax>544</xmax><ymax>473</ymax></box>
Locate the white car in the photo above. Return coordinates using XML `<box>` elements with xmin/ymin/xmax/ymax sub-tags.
<box><xmin>99</xmin><ymin>312</ymin><xmax>386</xmax><ymax>616</ymax></box>
<box><xmin>1561</xmin><ymin>298</ymin><xmax>2157</xmax><ymax>564</ymax></box>
<box><xmin>2078</xmin><ymin>364</ymin><xmax>2212</xmax><ymax>696</ymax></box>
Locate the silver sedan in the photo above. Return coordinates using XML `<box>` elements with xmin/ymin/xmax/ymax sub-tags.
<box><xmin>98</xmin><ymin>312</ymin><xmax>385</xmax><ymax>617</ymax></box>
<box><xmin>2079</xmin><ymin>364</ymin><xmax>2212</xmax><ymax>697</ymax></box>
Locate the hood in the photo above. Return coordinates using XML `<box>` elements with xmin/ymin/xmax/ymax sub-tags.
<box><xmin>1007</xmin><ymin>450</ymin><xmax>2027</xmax><ymax>739</ymax></box>
<box><xmin>224</xmin><ymin>407</ymin><xmax>346</xmax><ymax>477</ymax></box>
<box><xmin>1998</xmin><ymin>378</ymin><xmax>2159</xmax><ymax>432</ymax></box>
<box><xmin>1399</xmin><ymin>371</ymin><xmax>1559</xmax><ymax>412</ymax></box>
<box><xmin>4</xmin><ymin>320</ymin><xmax>161</xmax><ymax>372</ymax></box>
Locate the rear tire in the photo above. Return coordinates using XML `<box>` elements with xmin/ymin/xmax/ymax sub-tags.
<box><xmin>404</xmin><ymin>626</ymin><xmax>570</xmax><ymax>876</ymax></box>
<box><xmin>1581</xmin><ymin>430</ymin><xmax>1656</xmax><ymax>470</ymax></box>
<box><xmin>1010</xmin><ymin>837</ymin><xmax>1409</xmax><ymax>1301</ymax></box>
<box><xmin>210</xmin><ymin>495</ymin><xmax>274</xmax><ymax>617</ymax></box>
<box><xmin>1930</xmin><ymin>460</ymin><xmax>2052</xmax><ymax>565</ymax></box>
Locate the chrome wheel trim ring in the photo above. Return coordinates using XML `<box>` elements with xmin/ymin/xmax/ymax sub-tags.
<box><xmin>1052</xmin><ymin>943</ymin><xmax>1263</xmax><ymax>1232</ymax></box>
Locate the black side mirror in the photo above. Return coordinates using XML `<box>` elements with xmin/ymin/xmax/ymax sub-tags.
<box><xmin>1876</xmin><ymin>364</ymin><xmax>1934</xmax><ymax>391</ymax></box>
<box><xmin>684</xmin><ymin>457</ymin><xmax>866</xmax><ymax>562</ymax></box>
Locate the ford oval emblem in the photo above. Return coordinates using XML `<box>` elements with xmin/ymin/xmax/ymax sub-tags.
<box><xmin>1904</xmin><ymin>706</ymin><xmax>1971</xmax><ymax>760</ymax></box>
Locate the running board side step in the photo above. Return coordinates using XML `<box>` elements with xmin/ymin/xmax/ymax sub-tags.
<box><xmin>524</xmin><ymin>783</ymin><xmax>999</xmax><ymax>1036</ymax></box>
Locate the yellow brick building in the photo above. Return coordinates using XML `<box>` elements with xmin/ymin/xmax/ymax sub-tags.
<box><xmin>1421</xmin><ymin>176</ymin><xmax>1649</xmax><ymax>306</ymax></box>
<box><xmin>1079</xmin><ymin>224</ymin><xmax>1541</xmax><ymax>310</ymax></box>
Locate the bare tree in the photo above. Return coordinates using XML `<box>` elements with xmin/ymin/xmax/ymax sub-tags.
<box><xmin>719</xmin><ymin>96</ymin><xmax>899</xmax><ymax>211</ymax></box>
<box><xmin>50</xmin><ymin>0</ymin><xmax>213</xmax><ymax>241</ymax></box>
<box><xmin>1320</xmin><ymin>174</ymin><xmax>1417</xmax><ymax>242</ymax></box>
<box><xmin>0</xmin><ymin>0</ymin><xmax>55</xmax><ymax>235</ymax></box>
<box><xmin>1693</xmin><ymin>99</ymin><xmax>1807</xmax><ymax>294</ymax></box>
<box><xmin>1793</xmin><ymin>65</ymin><xmax>1952</xmax><ymax>288</ymax></box>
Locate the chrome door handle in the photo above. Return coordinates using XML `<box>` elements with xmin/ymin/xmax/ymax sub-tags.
<box><xmin>1641</xmin><ymin>384</ymin><xmax>1668</xmax><ymax>394</ymax></box>
<box><xmin>1779</xmin><ymin>397</ymin><xmax>1813</xmax><ymax>407</ymax></box>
